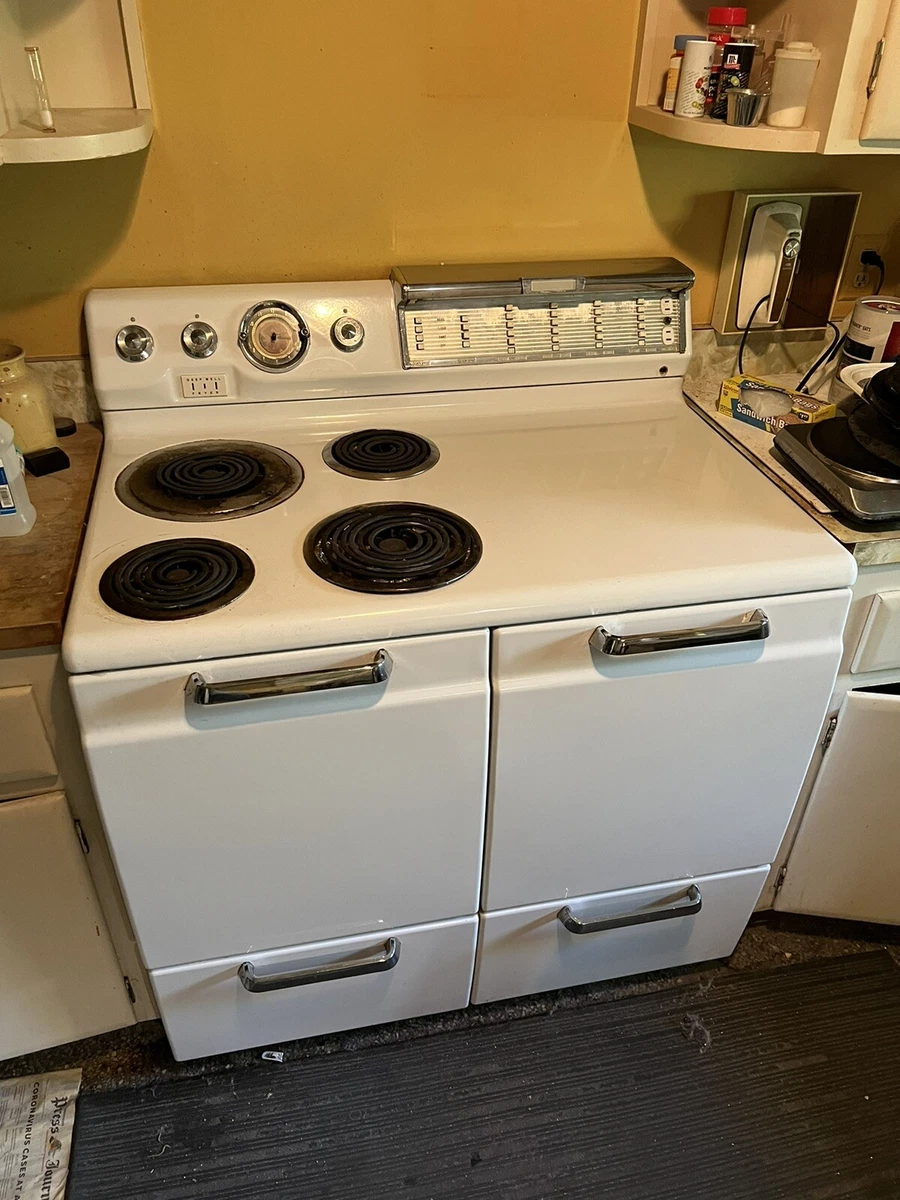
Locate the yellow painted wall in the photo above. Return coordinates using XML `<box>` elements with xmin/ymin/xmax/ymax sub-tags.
<box><xmin>1</xmin><ymin>0</ymin><xmax>899</xmax><ymax>357</ymax></box>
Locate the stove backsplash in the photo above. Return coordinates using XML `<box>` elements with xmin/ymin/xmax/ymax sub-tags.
<box><xmin>28</xmin><ymin>328</ymin><xmax>828</xmax><ymax>430</ymax></box>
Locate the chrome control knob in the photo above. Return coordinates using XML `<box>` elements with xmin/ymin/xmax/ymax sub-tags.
<box><xmin>115</xmin><ymin>325</ymin><xmax>154</xmax><ymax>362</ymax></box>
<box><xmin>331</xmin><ymin>316</ymin><xmax>365</xmax><ymax>352</ymax></box>
<box><xmin>181</xmin><ymin>321</ymin><xmax>218</xmax><ymax>358</ymax></box>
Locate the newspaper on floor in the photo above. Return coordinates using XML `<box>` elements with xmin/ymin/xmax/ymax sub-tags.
<box><xmin>0</xmin><ymin>1071</ymin><xmax>82</xmax><ymax>1200</ymax></box>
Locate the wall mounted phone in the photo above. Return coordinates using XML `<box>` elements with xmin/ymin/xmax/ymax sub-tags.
<box><xmin>736</xmin><ymin>202</ymin><xmax>803</xmax><ymax>329</ymax></box>
<box><xmin>712</xmin><ymin>190</ymin><xmax>861</xmax><ymax>337</ymax></box>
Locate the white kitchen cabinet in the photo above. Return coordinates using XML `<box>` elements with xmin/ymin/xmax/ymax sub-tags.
<box><xmin>776</xmin><ymin>687</ymin><xmax>900</xmax><ymax>923</ymax></box>
<box><xmin>631</xmin><ymin>0</ymin><xmax>900</xmax><ymax>154</ymax></box>
<box><xmin>484</xmin><ymin>590</ymin><xmax>849</xmax><ymax>912</ymax></box>
<box><xmin>0</xmin><ymin>684</ymin><xmax>58</xmax><ymax>801</ymax></box>
<box><xmin>0</xmin><ymin>792</ymin><xmax>135</xmax><ymax>1060</ymax></box>
<box><xmin>0</xmin><ymin>646</ymin><xmax>152</xmax><ymax>1026</ymax></box>
<box><xmin>860</xmin><ymin>0</ymin><xmax>900</xmax><ymax>143</ymax></box>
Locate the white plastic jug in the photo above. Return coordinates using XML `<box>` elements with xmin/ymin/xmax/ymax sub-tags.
<box><xmin>0</xmin><ymin>417</ymin><xmax>36</xmax><ymax>536</ymax></box>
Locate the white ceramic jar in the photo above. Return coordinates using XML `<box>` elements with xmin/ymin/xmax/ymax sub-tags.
<box><xmin>0</xmin><ymin>344</ymin><xmax>57</xmax><ymax>454</ymax></box>
<box><xmin>766</xmin><ymin>42</ymin><xmax>820</xmax><ymax>128</ymax></box>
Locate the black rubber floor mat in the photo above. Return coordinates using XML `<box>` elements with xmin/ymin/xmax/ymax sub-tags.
<box><xmin>67</xmin><ymin>951</ymin><xmax>900</xmax><ymax>1200</ymax></box>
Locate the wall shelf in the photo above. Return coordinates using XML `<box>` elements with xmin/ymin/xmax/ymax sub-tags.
<box><xmin>1</xmin><ymin>108</ymin><xmax>152</xmax><ymax>164</ymax></box>
<box><xmin>0</xmin><ymin>1</ymin><xmax>152</xmax><ymax>166</ymax></box>
<box><xmin>629</xmin><ymin>103</ymin><xmax>820</xmax><ymax>153</ymax></box>
<box><xmin>630</xmin><ymin>0</ymin><xmax>899</xmax><ymax>156</ymax></box>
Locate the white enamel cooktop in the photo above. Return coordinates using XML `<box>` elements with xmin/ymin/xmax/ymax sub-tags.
<box><xmin>64</xmin><ymin>377</ymin><xmax>855</xmax><ymax>673</ymax></box>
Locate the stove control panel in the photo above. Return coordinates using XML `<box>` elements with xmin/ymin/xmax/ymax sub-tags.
<box><xmin>397</xmin><ymin>294</ymin><xmax>683</xmax><ymax>369</ymax></box>
<box><xmin>391</xmin><ymin>260</ymin><xmax>693</xmax><ymax>370</ymax></box>
<box><xmin>86</xmin><ymin>273</ymin><xmax>692</xmax><ymax>413</ymax></box>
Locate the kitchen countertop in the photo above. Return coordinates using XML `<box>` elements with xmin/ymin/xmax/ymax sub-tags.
<box><xmin>683</xmin><ymin>376</ymin><xmax>900</xmax><ymax>567</ymax></box>
<box><xmin>0</xmin><ymin>424</ymin><xmax>102</xmax><ymax>651</ymax></box>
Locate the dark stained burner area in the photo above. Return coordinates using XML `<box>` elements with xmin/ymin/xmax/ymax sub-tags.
<box><xmin>323</xmin><ymin>429</ymin><xmax>439</xmax><ymax>479</ymax></box>
<box><xmin>304</xmin><ymin>503</ymin><xmax>481</xmax><ymax>594</ymax></box>
<box><xmin>156</xmin><ymin>450</ymin><xmax>266</xmax><ymax>499</ymax></box>
<box><xmin>116</xmin><ymin>441</ymin><xmax>303</xmax><ymax>521</ymax></box>
<box><xmin>99</xmin><ymin>539</ymin><xmax>254</xmax><ymax>620</ymax></box>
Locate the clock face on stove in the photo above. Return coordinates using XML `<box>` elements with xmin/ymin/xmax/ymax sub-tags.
<box><xmin>238</xmin><ymin>301</ymin><xmax>309</xmax><ymax>371</ymax></box>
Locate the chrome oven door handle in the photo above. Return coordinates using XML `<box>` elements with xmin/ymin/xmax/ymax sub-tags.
<box><xmin>186</xmin><ymin>649</ymin><xmax>392</xmax><ymax>705</ymax></box>
<box><xmin>590</xmin><ymin>609</ymin><xmax>769</xmax><ymax>657</ymax></box>
<box><xmin>558</xmin><ymin>885</ymin><xmax>702</xmax><ymax>935</ymax></box>
<box><xmin>238</xmin><ymin>937</ymin><xmax>401</xmax><ymax>993</ymax></box>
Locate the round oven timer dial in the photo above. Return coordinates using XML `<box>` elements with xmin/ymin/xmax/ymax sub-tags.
<box><xmin>238</xmin><ymin>301</ymin><xmax>309</xmax><ymax>372</ymax></box>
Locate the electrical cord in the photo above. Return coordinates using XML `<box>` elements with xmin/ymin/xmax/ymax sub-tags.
<box><xmin>737</xmin><ymin>294</ymin><xmax>771</xmax><ymax>376</ymax></box>
<box><xmin>861</xmin><ymin>249</ymin><xmax>886</xmax><ymax>295</ymax></box>
<box><xmin>797</xmin><ymin>321</ymin><xmax>842</xmax><ymax>394</ymax></box>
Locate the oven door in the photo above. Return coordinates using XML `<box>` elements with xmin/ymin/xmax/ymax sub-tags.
<box><xmin>70</xmin><ymin>631</ymin><xmax>488</xmax><ymax>969</ymax></box>
<box><xmin>484</xmin><ymin>590</ymin><xmax>850</xmax><ymax>911</ymax></box>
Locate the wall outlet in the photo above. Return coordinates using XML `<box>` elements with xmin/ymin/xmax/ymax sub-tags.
<box><xmin>838</xmin><ymin>233</ymin><xmax>888</xmax><ymax>301</ymax></box>
<box><xmin>180</xmin><ymin>373</ymin><xmax>228</xmax><ymax>399</ymax></box>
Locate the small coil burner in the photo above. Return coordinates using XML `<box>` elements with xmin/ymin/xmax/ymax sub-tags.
<box><xmin>99</xmin><ymin>538</ymin><xmax>254</xmax><ymax>620</ymax></box>
<box><xmin>116</xmin><ymin>441</ymin><xmax>303</xmax><ymax>521</ymax></box>
<box><xmin>323</xmin><ymin>429</ymin><xmax>439</xmax><ymax>479</ymax></box>
<box><xmin>304</xmin><ymin>502</ymin><xmax>482</xmax><ymax>594</ymax></box>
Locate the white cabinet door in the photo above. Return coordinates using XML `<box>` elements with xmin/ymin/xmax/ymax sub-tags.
<box><xmin>861</xmin><ymin>0</ymin><xmax>900</xmax><ymax>143</ymax></box>
<box><xmin>71</xmin><ymin>631</ymin><xmax>489</xmax><ymax>970</ymax></box>
<box><xmin>0</xmin><ymin>684</ymin><xmax>58</xmax><ymax>800</ymax></box>
<box><xmin>776</xmin><ymin>688</ymin><xmax>900</xmax><ymax>922</ymax></box>
<box><xmin>485</xmin><ymin>590</ymin><xmax>849</xmax><ymax>911</ymax></box>
<box><xmin>0</xmin><ymin>793</ymin><xmax>134</xmax><ymax>1060</ymax></box>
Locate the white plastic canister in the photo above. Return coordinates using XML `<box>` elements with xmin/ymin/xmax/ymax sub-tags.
<box><xmin>766</xmin><ymin>42</ymin><xmax>820</xmax><ymax>128</ymax></box>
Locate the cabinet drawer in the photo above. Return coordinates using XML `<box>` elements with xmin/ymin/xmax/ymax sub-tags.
<box><xmin>471</xmin><ymin>867</ymin><xmax>767</xmax><ymax>1005</ymax></box>
<box><xmin>152</xmin><ymin>916</ymin><xmax>477</xmax><ymax>1061</ymax></box>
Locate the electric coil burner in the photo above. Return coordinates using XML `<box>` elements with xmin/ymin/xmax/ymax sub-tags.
<box><xmin>323</xmin><ymin>429</ymin><xmax>439</xmax><ymax>479</ymax></box>
<box><xmin>116</xmin><ymin>441</ymin><xmax>303</xmax><ymax>521</ymax></box>
<box><xmin>99</xmin><ymin>538</ymin><xmax>254</xmax><ymax>620</ymax></box>
<box><xmin>304</xmin><ymin>502</ymin><xmax>482</xmax><ymax>593</ymax></box>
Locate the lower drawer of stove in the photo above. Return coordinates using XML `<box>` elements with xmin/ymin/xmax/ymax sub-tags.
<box><xmin>471</xmin><ymin>866</ymin><xmax>768</xmax><ymax>1005</ymax></box>
<box><xmin>151</xmin><ymin>916</ymin><xmax>478</xmax><ymax>1061</ymax></box>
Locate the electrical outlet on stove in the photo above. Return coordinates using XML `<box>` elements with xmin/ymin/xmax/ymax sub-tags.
<box><xmin>180</xmin><ymin>373</ymin><xmax>228</xmax><ymax>399</ymax></box>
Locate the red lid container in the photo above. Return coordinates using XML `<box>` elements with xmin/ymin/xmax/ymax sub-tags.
<box><xmin>707</xmin><ymin>6</ymin><xmax>748</xmax><ymax>23</ymax></box>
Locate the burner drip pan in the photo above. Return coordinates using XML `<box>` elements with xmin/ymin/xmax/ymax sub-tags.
<box><xmin>304</xmin><ymin>502</ymin><xmax>481</xmax><ymax>594</ymax></box>
<box><xmin>323</xmin><ymin>429</ymin><xmax>439</xmax><ymax>479</ymax></box>
<box><xmin>99</xmin><ymin>538</ymin><xmax>254</xmax><ymax>620</ymax></box>
<box><xmin>116</xmin><ymin>441</ymin><xmax>303</xmax><ymax>521</ymax></box>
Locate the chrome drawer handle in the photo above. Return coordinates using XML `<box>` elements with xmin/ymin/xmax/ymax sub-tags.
<box><xmin>187</xmin><ymin>649</ymin><xmax>392</xmax><ymax>705</ymax></box>
<box><xmin>238</xmin><ymin>937</ymin><xmax>401</xmax><ymax>993</ymax></box>
<box><xmin>591</xmin><ymin>609</ymin><xmax>769</xmax><ymax>657</ymax></box>
<box><xmin>558</xmin><ymin>884</ymin><xmax>702</xmax><ymax>935</ymax></box>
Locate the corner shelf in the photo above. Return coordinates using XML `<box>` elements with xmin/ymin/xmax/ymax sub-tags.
<box><xmin>629</xmin><ymin>104</ymin><xmax>821</xmax><ymax>153</ymax></box>
<box><xmin>0</xmin><ymin>0</ymin><xmax>152</xmax><ymax>167</ymax></box>
<box><xmin>0</xmin><ymin>108</ymin><xmax>152</xmax><ymax>164</ymax></box>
